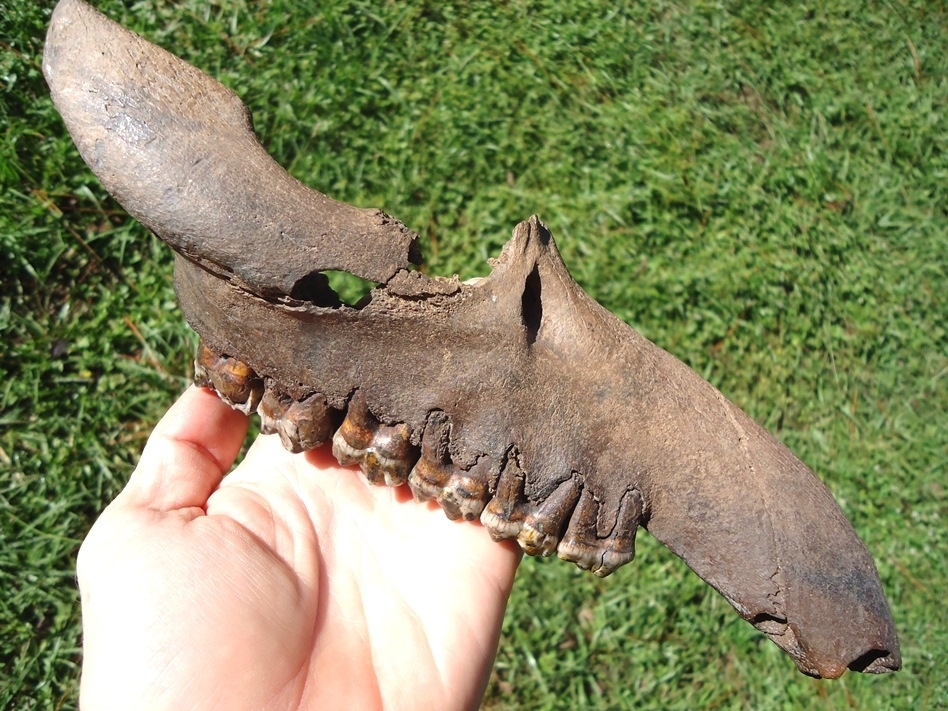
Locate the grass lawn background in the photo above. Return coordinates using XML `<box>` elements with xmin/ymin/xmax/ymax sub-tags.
<box><xmin>1</xmin><ymin>0</ymin><xmax>945</xmax><ymax>708</ymax></box>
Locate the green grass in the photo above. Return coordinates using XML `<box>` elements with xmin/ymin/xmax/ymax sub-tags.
<box><xmin>1</xmin><ymin>0</ymin><xmax>945</xmax><ymax>708</ymax></box>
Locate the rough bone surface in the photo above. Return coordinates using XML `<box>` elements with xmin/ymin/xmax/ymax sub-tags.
<box><xmin>44</xmin><ymin>0</ymin><xmax>901</xmax><ymax>680</ymax></box>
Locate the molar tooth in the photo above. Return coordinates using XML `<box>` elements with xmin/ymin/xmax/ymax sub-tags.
<box><xmin>557</xmin><ymin>486</ymin><xmax>604</xmax><ymax>570</ymax></box>
<box><xmin>262</xmin><ymin>389</ymin><xmax>335</xmax><ymax>453</ymax></box>
<box><xmin>517</xmin><ymin>522</ymin><xmax>553</xmax><ymax>556</ymax></box>
<box><xmin>331</xmin><ymin>392</ymin><xmax>378</xmax><ymax>466</ymax></box>
<box><xmin>260</xmin><ymin>385</ymin><xmax>333</xmax><ymax>453</ymax></box>
<box><xmin>480</xmin><ymin>505</ymin><xmax>524</xmax><ymax>540</ymax></box>
<box><xmin>436</xmin><ymin>455</ymin><xmax>494</xmax><ymax>520</ymax></box>
<box><xmin>335</xmin><ymin>392</ymin><xmax>379</xmax><ymax>451</ymax></box>
<box><xmin>408</xmin><ymin>411</ymin><xmax>453</xmax><ymax>502</ymax></box>
<box><xmin>556</xmin><ymin>539</ymin><xmax>600</xmax><ymax>572</ymax></box>
<box><xmin>193</xmin><ymin>342</ymin><xmax>262</xmax><ymax>414</ymax></box>
<box><xmin>258</xmin><ymin>384</ymin><xmax>289</xmax><ymax>436</ymax></box>
<box><xmin>331</xmin><ymin>394</ymin><xmax>415</xmax><ymax>485</ymax></box>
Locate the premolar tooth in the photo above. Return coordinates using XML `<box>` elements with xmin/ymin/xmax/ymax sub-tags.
<box><xmin>517</xmin><ymin>476</ymin><xmax>581</xmax><ymax>557</ymax></box>
<box><xmin>558</xmin><ymin>487</ymin><xmax>643</xmax><ymax>577</ymax></box>
<box><xmin>480</xmin><ymin>454</ymin><xmax>527</xmax><ymax>540</ymax></box>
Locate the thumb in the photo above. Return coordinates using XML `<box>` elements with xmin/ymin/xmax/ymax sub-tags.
<box><xmin>118</xmin><ymin>385</ymin><xmax>249</xmax><ymax>512</ymax></box>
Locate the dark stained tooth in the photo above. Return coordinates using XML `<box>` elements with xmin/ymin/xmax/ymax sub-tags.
<box><xmin>335</xmin><ymin>392</ymin><xmax>378</xmax><ymax>450</ymax></box>
<box><xmin>517</xmin><ymin>475</ymin><xmax>582</xmax><ymax>557</ymax></box>
<box><xmin>260</xmin><ymin>385</ymin><xmax>336</xmax><ymax>453</ymax></box>
<box><xmin>556</xmin><ymin>487</ymin><xmax>602</xmax><ymax>571</ymax></box>
<box><xmin>286</xmin><ymin>392</ymin><xmax>336</xmax><ymax>452</ymax></box>
<box><xmin>331</xmin><ymin>393</ymin><xmax>417</xmax><ymax>486</ymax></box>
<box><xmin>258</xmin><ymin>384</ymin><xmax>291</xmax><ymax>434</ymax></box>
<box><xmin>595</xmin><ymin>489</ymin><xmax>644</xmax><ymax>576</ymax></box>
<box><xmin>193</xmin><ymin>342</ymin><xmax>263</xmax><ymax>414</ymax></box>
<box><xmin>332</xmin><ymin>392</ymin><xmax>379</xmax><ymax>466</ymax></box>
<box><xmin>409</xmin><ymin>457</ymin><xmax>453</xmax><ymax>501</ymax></box>
<box><xmin>362</xmin><ymin>422</ymin><xmax>417</xmax><ymax>486</ymax></box>
<box><xmin>437</xmin><ymin>464</ymin><xmax>491</xmax><ymax>521</ymax></box>
<box><xmin>408</xmin><ymin>411</ymin><xmax>453</xmax><ymax>502</ymax></box>
<box><xmin>558</xmin><ymin>487</ymin><xmax>644</xmax><ymax>577</ymax></box>
<box><xmin>480</xmin><ymin>454</ymin><xmax>529</xmax><ymax>540</ymax></box>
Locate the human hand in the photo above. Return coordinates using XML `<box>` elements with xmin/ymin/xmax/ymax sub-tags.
<box><xmin>77</xmin><ymin>385</ymin><xmax>522</xmax><ymax>711</ymax></box>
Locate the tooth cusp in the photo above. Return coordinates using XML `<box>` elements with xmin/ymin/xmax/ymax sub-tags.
<box><xmin>193</xmin><ymin>342</ymin><xmax>263</xmax><ymax>414</ymax></box>
<box><xmin>260</xmin><ymin>385</ymin><xmax>336</xmax><ymax>453</ymax></box>
<box><xmin>363</xmin><ymin>423</ymin><xmax>418</xmax><ymax>486</ymax></box>
<box><xmin>438</xmin><ymin>474</ymin><xmax>489</xmax><ymax>521</ymax></box>
<box><xmin>408</xmin><ymin>457</ymin><xmax>452</xmax><ymax>503</ymax></box>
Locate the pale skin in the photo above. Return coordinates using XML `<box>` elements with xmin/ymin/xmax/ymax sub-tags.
<box><xmin>77</xmin><ymin>386</ymin><xmax>522</xmax><ymax>710</ymax></box>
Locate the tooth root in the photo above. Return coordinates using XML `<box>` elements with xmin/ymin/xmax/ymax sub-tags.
<box><xmin>556</xmin><ymin>488</ymin><xmax>602</xmax><ymax>571</ymax></box>
<box><xmin>408</xmin><ymin>412</ymin><xmax>453</xmax><ymax>502</ymax></box>
<box><xmin>480</xmin><ymin>455</ymin><xmax>528</xmax><ymax>541</ymax></box>
<box><xmin>558</xmin><ymin>487</ymin><xmax>643</xmax><ymax>577</ymax></box>
<box><xmin>193</xmin><ymin>341</ymin><xmax>263</xmax><ymax>414</ymax></box>
<box><xmin>335</xmin><ymin>392</ymin><xmax>379</xmax><ymax>451</ymax></box>
<box><xmin>517</xmin><ymin>476</ymin><xmax>582</xmax><ymax>557</ymax></box>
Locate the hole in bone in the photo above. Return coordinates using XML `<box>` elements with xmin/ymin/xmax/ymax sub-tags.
<box><xmin>521</xmin><ymin>264</ymin><xmax>543</xmax><ymax>345</ymax></box>
<box><xmin>290</xmin><ymin>270</ymin><xmax>376</xmax><ymax>308</ymax></box>
<box><xmin>324</xmin><ymin>271</ymin><xmax>377</xmax><ymax>308</ymax></box>
<box><xmin>289</xmin><ymin>271</ymin><xmax>342</xmax><ymax>307</ymax></box>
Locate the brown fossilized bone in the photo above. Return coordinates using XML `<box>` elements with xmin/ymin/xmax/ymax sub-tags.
<box><xmin>45</xmin><ymin>0</ymin><xmax>901</xmax><ymax>679</ymax></box>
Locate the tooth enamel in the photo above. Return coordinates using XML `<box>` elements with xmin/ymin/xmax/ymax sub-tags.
<box><xmin>517</xmin><ymin>522</ymin><xmax>558</xmax><ymax>557</ymax></box>
<box><xmin>480</xmin><ymin>504</ymin><xmax>523</xmax><ymax>541</ymax></box>
<box><xmin>438</xmin><ymin>476</ymin><xmax>488</xmax><ymax>521</ymax></box>
<box><xmin>193</xmin><ymin>343</ymin><xmax>263</xmax><ymax>415</ymax></box>
<box><xmin>332</xmin><ymin>428</ymin><xmax>364</xmax><ymax>466</ymax></box>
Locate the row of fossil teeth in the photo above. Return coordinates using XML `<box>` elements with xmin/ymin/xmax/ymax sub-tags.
<box><xmin>194</xmin><ymin>343</ymin><xmax>640</xmax><ymax>576</ymax></box>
